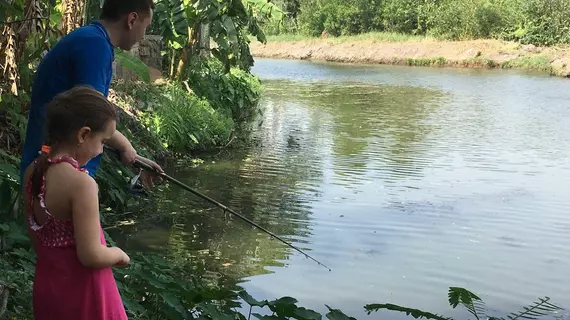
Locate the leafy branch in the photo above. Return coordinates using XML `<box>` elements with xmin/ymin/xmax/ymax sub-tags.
<box><xmin>364</xmin><ymin>303</ymin><xmax>450</xmax><ymax>320</ymax></box>
<box><xmin>506</xmin><ymin>297</ymin><xmax>564</xmax><ymax>320</ymax></box>
<box><xmin>448</xmin><ymin>287</ymin><xmax>486</xmax><ymax>320</ymax></box>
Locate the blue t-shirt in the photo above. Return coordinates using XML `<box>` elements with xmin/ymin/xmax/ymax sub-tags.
<box><xmin>20</xmin><ymin>21</ymin><xmax>114</xmax><ymax>184</ymax></box>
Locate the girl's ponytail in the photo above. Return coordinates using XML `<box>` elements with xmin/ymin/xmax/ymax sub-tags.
<box><xmin>30</xmin><ymin>152</ymin><xmax>49</xmax><ymax>198</ymax></box>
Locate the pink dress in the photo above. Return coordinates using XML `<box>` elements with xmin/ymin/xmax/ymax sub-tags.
<box><xmin>26</xmin><ymin>155</ymin><xmax>128</xmax><ymax>320</ymax></box>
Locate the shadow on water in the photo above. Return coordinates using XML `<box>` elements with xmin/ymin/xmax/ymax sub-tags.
<box><xmin>111</xmin><ymin>59</ymin><xmax>570</xmax><ymax>318</ymax></box>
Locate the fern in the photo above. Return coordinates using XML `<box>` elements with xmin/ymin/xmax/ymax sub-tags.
<box><xmin>448</xmin><ymin>287</ymin><xmax>487</xmax><ymax>320</ymax></box>
<box><xmin>506</xmin><ymin>297</ymin><xmax>564</xmax><ymax>320</ymax></box>
<box><xmin>364</xmin><ymin>303</ymin><xmax>450</xmax><ymax>320</ymax></box>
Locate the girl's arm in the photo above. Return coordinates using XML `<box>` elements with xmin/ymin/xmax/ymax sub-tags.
<box><xmin>71</xmin><ymin>173</ymin><xmax>128</xmax><ymax>268</ymax></box>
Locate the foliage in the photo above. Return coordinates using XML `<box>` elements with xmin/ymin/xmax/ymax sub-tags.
<box><xmin>0</xmin><ymin>229</ymin><xmax>35</xmax><ymax>319</ymax></box>
<box><xmin>273</xmin><ymin>0</ymin><xmax>570</xmax><ymax>46</ymax></box>
<box><xmin>448</xmin><ymin>287</ymin><xmax>486</xmax><ymax>320</ymax></box>
<box><xmin>295</xmin><ymin>0</ymin><xmax>381</xmax><ymax>37</ymax></box>
<box><xmin>112</xmin><ymin>80</ymin><xmax>235</xmax><ymax>153</ymax></box>
<box><xmin>363</xmin><ymin>287</ymin><xmax>566</xmax><ymax>320</ymax></box>
<box><xmin>186</xmin><ymin>58</ymin><xmax>262</xmax><ymax>120</ymax></box>
<box><xmin>114</xmin><ymin>49</ymin><xmax>152</xmax><ymax>83</ymax></box>
<box><xmin>152</xmin><ymin>0</ymin><xmax>283</xmax><ymax>77</ymax></box>
<box><xmin>364</xmin><ymin>304</ymin><xmax>449</xmax><ymax>320</ymax></box>
<box><xmin>112</xmin><ymin>251</ymin><xmax>245</xmax><ymax>320</ymax></box>
<box><xmin>235</xmin><ymin>286</ymin><xmax>566</xmax><ymax>320</ymax></box>
<box><xmin>500</xmin><ymin>55</ymin><xmax>552</xmax><ymax>73</ymax></box>
<box><xmin>505</xmin><ymin>0</ymin><xmax>570</xmax><ymax>46</ymax></box>
<box><xmin>1</xmin><ymin>1</ymin><xmax>267</xmax><ymax>319</ymax></box>
<box><xmin>381</xmin><ymin>0</ymin><xmax>419</xmax><ymax>34</ymax></box>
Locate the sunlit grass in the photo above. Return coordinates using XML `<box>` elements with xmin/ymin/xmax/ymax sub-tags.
<box><xmin>265</xmin><ymin>31</ymin><xmax>432</xmax><ymax>43</ymax></box>
<box><xmin>501</xmin><ymin>55</ymin><xmax>552</xmax><ymax>73</ymax></box>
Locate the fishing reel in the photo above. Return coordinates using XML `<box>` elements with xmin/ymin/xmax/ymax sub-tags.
<box><xmin>127</xmin><ymin>168</ymin><xmax>149</xmax><ymax>197</ymax></box>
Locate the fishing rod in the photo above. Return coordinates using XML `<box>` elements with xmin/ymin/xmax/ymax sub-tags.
<box><xmin>103</xmin><ymin>145</ymin><xmax>331</xmax><ymax>271</ymax></box>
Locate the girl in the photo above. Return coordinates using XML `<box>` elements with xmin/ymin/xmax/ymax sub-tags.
<box><xmin>23</xmin><ymin>86</ymin><xmax>130</xmax><ymax>319</ymax></box>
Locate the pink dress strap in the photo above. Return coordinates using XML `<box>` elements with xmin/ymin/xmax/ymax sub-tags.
<box><xmin>27</xmin><ymin>155</ymin><xmax>87</xmax><ymax>248</ymax></box>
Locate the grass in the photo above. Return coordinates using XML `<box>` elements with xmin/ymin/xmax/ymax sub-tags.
<box><xmin>404</xmin><ymin>57</ymin><xmax>447</xmax><ymax>66</ymax></box>
<box><xmin>501</xmin><ymin>55</ymin><xmax>553</xmax><ymax>73</ymax></box>
<box><xmin>265</xmin><ymin>31</ymin><xmax>431</xmax><ymax>43</ymax></box>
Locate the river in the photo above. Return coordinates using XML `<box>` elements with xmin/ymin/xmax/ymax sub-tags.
<box><xmin>116</xmin><ymin>59</ymin><xmax>570</xmax><ymax>319</ymax></box>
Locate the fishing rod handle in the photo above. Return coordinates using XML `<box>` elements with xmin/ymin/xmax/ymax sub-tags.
<box><xmin>103</xmin><ymin>144</ymin><xmax>157</xmax><ymax>173</ymax></box>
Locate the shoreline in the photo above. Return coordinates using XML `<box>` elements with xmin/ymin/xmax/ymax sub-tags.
<box><xmin>250</xmin><ymin>38</ymin><xmax>570</xmax><ymax>77</ymax></box>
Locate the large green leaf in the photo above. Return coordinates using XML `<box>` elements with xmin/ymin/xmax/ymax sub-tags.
<box><xmin>114</xmin><ymin>49</ymin><xmax>151</xmax><ymax>83</ymax></box>
<box><xmin>324</xmin><ymin>305</ymin><xmax>356</xmax><ymax>320</ymax></box>
<box><xmin>221</xmin><ymin>15</ymin><xmax>239</xmax><ymax>43</ymax></box>
<box><xmin>267</xmin><ymin>297</ymin><xmax>299</xmax><ymax>318</ymax></box>
<box><xmin>293</xmin><ymin>307</ymin><xmax>323</xmax><ymax>320</ymax></box>
<box><xmin>198</xmin><ymin>303</ymin><xmax>235</xmax><ymax>320</ymax></box>
<box><xmin>0</xmin><ymin>179</ymin><xmax>12</xmax><ymax>213</ymax></box>
<box><xmin>0</xmin><ymin>163</ymin><xmax>19</xmax><ymax>179</ymax></box>
<box><xmin>238</xmin><ymin>290</ymin><xmax>269</xmax><ymax>307</ymax></box>
<box><xmin>245</xmin><ymin>0</ymin><xmax>284</xmax><ymax>20</ymax></box>
<box><xmin>448</xmin><ymin>287</ymin><xmax>485</xmax><ymax>320</ymax></box>
<box><xmin>160</xmin><ymin>291</ymin><xmax>187</xmax><ymax>315</ymax></box>
<box><xmin>171</xmin><ymin>0</ymin><xmax>189</xmax><ymax>36</ymax></box>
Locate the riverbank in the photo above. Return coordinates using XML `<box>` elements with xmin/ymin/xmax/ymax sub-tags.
<box><xmin>0</xmin><ymin>59</ymin><xmax>263</xmax><ymax>319</ymax></box>
<box><xmin>250</xmin><ymin>35</ymin><xmax>570</xmax><ymax>77</ymax></box>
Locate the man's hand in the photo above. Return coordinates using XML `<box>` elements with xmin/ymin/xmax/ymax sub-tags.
<box><xmin>137</xmin><ymin>156</ymin><xmax>163</xmax><ymax>189</ymax></box>
<box><xmin>107</xmin><ymin>131</ymin><xmax>163</xmax><ymax>189</ymax></box>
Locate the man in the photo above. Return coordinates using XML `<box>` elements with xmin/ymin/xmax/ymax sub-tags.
<box><xmin>20</xmin><ymin>0</ymin><xmax>162</xmax><ymax>187</ymax></box>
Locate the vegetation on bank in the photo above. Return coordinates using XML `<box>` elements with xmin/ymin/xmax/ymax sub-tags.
<box><xmin>264</xmin><ymin>31</ymin><xmax>427</xmax><ymax>43</ymax></box>
<box><xmin>248</xmin><ymin>1</ymin><xmax>570</xmax><ymax>76</ymax></box>
<box><xmin>264</xmin><ymin>0</ymin><xmax>570</xmax><ymax>47</ymax></box>
<box><xmin>0</xmin><ymin>0</ymin><xmax>268</xmax><ymax>318</ymax></box>
<box><xmin>0</xmin><ymin>1</ymin><xmax>569</xmax><ymax>320</ymax></box>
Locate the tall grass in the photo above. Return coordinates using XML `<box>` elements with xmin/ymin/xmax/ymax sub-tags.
<box><xmin>266</xmin><ymin>31</ymin><xmax>430</xmax><ymax>43</ymax></box>
<box><xmin>268</xmin><ymin>0</ymin><xmax>570</xmax><ymax>47</ymax></box>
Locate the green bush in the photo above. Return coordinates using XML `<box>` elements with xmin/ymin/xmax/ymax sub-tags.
<box><xmin>298</xmin><ymin>0</ymin><xmax>382</xmax><ymax>37</ymax></box>
<box><xmin>425</xmin><ymin>0</ymin><xmax>510</xmax><ymax>40</ymax></box>
<box><xmin>507</xmin><ymin>0</ymin><xmax>570</xmax><ymax>46</ymax></box>
<box><xmin>112</xmin><ymin>81</ymin><xmax>233</xmax><ymax>153</ymax></box>
<box><xmin>282</xmin><ymin>0</ymin><xmax>570</xmax><ymax>46</ymax></box>
<box><xmin>186</xmin><ymin>59</ymin><xmax>262</xmax><ymax>121</ymax></box>
<box><xmin>381</xmin><ymin>0</ymin><xmax>419</xmax><ymax>34</ymax></box>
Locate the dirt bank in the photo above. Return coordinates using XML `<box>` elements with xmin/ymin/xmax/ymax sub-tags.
<box><xmin>250</xmin><ymin>38</ymin><xmax>570</xmax><ymax>77</ymax></box>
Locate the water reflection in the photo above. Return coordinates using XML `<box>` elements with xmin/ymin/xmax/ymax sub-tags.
<box><xmin>112</xmin><ymin>59</ymin><xmax>570</xmax><ymax>318</ymax></box>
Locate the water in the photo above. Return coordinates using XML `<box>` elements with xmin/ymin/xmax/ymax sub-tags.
<box><xmin>116</xmin><ymin>59</ymin><xmax>570</xmax><ymax>318</ymax></box>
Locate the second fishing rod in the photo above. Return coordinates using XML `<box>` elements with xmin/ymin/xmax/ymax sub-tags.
<box><xmin>104</xmin><ymin>145</ymin><xmax>331</xmax><ymax>271</ymax></box>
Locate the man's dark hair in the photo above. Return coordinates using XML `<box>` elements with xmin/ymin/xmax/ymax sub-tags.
<box><xmin>100</xmin><ymin>0</ymin><xmax>154</xmax><ymax>21</ymax></box>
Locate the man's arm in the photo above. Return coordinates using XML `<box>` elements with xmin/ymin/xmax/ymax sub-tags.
<box><xmin>107</xmin><ymin>130</ymin><xmax>137</xmax><ymax>165</ymax></box>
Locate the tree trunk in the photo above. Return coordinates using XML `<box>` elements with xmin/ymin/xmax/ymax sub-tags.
<box><xmin>1</xmin><ymin>22</ymin><xmax>19</xmax><ymax>96</ymax></box>
<box><xmin>61</xmin><ymin>0</ymin><xmax>87</xmax><ymax>34</ymax></box>
<box><xmin>175</xmin><ymin>25</ymin><xmax>199</xmax><ymax>80</ymax></box>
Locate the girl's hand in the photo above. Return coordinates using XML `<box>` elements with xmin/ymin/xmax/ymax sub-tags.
<box><xmin>114</xmin><ymin>248</ymin><xmax>130</xmax><ymax>268</ymax></box>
